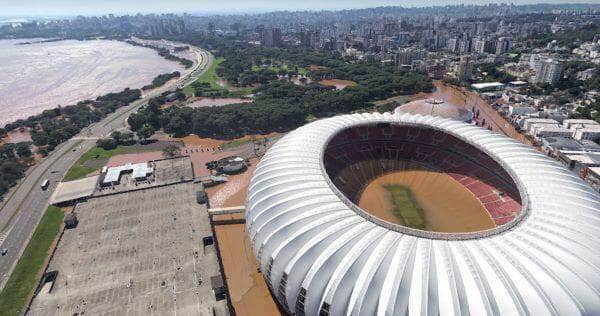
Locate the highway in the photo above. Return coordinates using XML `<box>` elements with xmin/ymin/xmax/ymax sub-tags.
<box><xmin>0</xmin><ymin>43</ymin><xmax>213</xmax><ymax>290</ymax></box>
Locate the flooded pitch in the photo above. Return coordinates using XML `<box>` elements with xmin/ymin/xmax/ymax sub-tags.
<box><xmin>358</xmin><ymin>168</ymin><xmax>495</xmax><ymax>233</ymax></box>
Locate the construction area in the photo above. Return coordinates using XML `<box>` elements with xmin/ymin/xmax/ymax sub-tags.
<box><xmin>29</xmin><ymin>156</ymin><xmax>228</xmax><ymax>315</ymax></box>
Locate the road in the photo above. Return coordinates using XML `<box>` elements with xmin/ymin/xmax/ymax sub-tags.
<box><xmin>0</xmin><ymin>43</ymin><xmax>213</xmax><ymax>290</ymax></box>
<box><xmin>465</xmin><ymin>91</ymin><xmax>533</xmax><ymax>146</ymax></box>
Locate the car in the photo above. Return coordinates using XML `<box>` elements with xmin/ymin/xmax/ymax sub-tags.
<box><xmin>41</xmin><ymin>179</ymin><xmax>50</xmax><ymax>190</ymax></box>
<box><xmin>1</xmin><ymin>248</ymin><xmax>7</xmax><ymax>256</ymax></box>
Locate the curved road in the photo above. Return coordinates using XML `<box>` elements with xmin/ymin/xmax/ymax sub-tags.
<box><xmin>0</xmin><ymin>43</ymin><xmax>213</xmax><ymax>289</ymax></box>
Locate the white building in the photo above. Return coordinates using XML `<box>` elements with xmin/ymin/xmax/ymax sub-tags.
<box><xmin>495</xmin><ymin>37</ymin><xmax>511</xmax><ymax>55</ymax></box>
<box><xmin>522</xmin><ymin>118</ymin><xmax>559</xmax><ymax>132</ymax></box>
<box><xmin>563</xmin><ymin>119</ymin><xmax>600</xmax><ymax>130</ymax></box>
<box><xmin>535</xmin><ymin>126</ymin><xmax>573</xmax><ymax>140</ymax></box>
<box><xmin>508</xmin><ymin>105</ymin><xmax>536</xmax><ymax>116</ymax></box>
<box><xmin>529</xmin><ymin>53</ymin><xmax>543</xmax><ymax>72</ymax></box>
<box><xmin>471</xmin><ymin>82</ymin><xmax>504</xmax><ymax>92</ymax></box>
<box><xmin>573</xmin><ymin>127</ymin><xmax>600</xmax><ymax>142</ymax></box>
<box><xmin>534</xmin><ymin>59</ymin><xmax>564</xmax><ymax>84</ymax></box>
<box><xmin>102</xmin><ymin>163</ymin><xmax>152</xmax><ymax>186</ymax></box>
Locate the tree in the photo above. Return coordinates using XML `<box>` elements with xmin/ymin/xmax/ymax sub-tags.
<box><xmin>110</xmin><ymin>131</ymin><xmax>122</xmax><ymax>144</ymax></box>
<box><xmin>121</xmin><ymin>132</ymin><xmax>134</xmax><ymax>145</ymax></box>
<box><xmin>136</xmin><ymin>124</ymin><xmax>155</xmax><ymax>143</ymax></box>
<box><xmin>162</xmin><ymin>144</ymin><xmax>181</xmax><ymax>158</ymax></box>
<box><xmin>96</xmin><ymin>138</ymin><xmax>117</xmax><ymax>150</ymax></box>
<box><xmin>15</xmin><ymin>142</ymin><xmax>32</xmax><ymax>158</ymax></box>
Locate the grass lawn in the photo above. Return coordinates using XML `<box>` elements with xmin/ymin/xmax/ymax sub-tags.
<box><xmin>383</xmin><ymin>184</ymin><xmax>426</xmax><ymax>229</ymax></box>
<box><xmin>251</xmin><ymin>63</ymin><xmax>308</xmax><ymax>76</ymax></box>
<box><xmin>63</xmin><ymin>145</ymin><xmax>159</xmax><ymax>181</ymax></box>
<box><xmin>0</xmin><ymin>206</ymin><xmax>64</xmax><ymax>316</ymax></box>
<box><xmin>183</xmin><ymin>56</ymin><xmax>224</xmax><ymax>95</ymax></box>
<box><xmin>226</xmin><ymin>87</ymin><xmax>254</xmax><ymax>98</ymax></box>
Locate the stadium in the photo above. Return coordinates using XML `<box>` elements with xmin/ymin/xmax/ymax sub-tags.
<box><xmin>245</xmin><ymin>112</ymin><xmax>600</xmax><ymax>315</ymax></box>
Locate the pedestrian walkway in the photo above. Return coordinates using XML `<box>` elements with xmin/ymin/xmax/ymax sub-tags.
<box><xmin>0</xmin><ymin>228</ymin><xmax>11</xmax><ymax>247</ymax></box>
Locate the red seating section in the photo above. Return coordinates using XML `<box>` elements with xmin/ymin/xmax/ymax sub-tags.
<box><xmin>324</xmin><ymin>125</ymin><xmax>522</xmax><ymax>226</ymax></box>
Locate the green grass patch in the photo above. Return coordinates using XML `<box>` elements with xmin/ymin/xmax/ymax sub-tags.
<box><xmin>0</xmin><ymin>205</ymin><xmax>64</xmax><ymax>316</ymax></box>
<box><xmin>63</xmin><ymin>145</ymin><xmax>158</xmax><ymax>181</ymax></box>
<box><xmin>297</xmin><ymin>67</ymin><xmax>309</xmax><ymax>76</ymax></box>
<box><xmin>226</xmin><ymin>87</ymin><xmax>254</xmax><ymax>98</ymax></box>
<box><xmin>383</xmin><ymin>184</ymin><xmax>426</xmax><ymax>229</ymax></box>
<box><xmin>220</xmin><ymin>138</ymin><xmax>254</xmax><ymax>150</ymax></box>
<box><xmin>183</xmin><ymin>56</ymin><xmax>224</xmax><ymax>95</ymax></box>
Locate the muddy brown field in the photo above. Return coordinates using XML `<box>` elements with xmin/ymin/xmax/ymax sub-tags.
<box><xmin>209</xmin><ymin>157</ymin><xmax>280</xmax><ymax>316</ymax></box>
<box><xmin>213</xmin><ymin>220</ymin><xmax>281</xmax><ymax>316</ymax></box>
<box><xmin>358</xmin><ymin>168</ymin><xmax>495</xmax><ymax>233</ymax></box>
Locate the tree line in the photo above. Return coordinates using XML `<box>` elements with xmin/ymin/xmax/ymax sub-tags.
<box><xmin>142</xmin><ymin>71</ymin><xmax>180</xmax><ymax>90</ymax></box>
<box><xmin>0</xmin><ymin>142</ymin><xmax>33</xmax><ymax>199</ymax></box>
<box><xmin>125</xmin><ymin>40</ymin><xmax>193</xmax><ymax>68</ymax></box>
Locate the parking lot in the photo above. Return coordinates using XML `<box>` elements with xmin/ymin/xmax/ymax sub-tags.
<box><xmin>29</xmin><ymin>181</ymin><xmax>226</xmax><ymax>315</ymax></box>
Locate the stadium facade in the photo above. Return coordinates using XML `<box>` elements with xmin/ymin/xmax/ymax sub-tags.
<box><xmin>245</xmin><ymin>112</ymin><xmax>600</xmax><ymax>315</ymax></box>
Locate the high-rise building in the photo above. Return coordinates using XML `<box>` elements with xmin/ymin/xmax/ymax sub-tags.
<box><xmin>459</xmin><ymin>38</ymin><xmax>472</xmax><ymax>53</ymax></box>
<box><xmin>301</xmin><ymin>29</ymin><xmax>321</xmax><ymax>49</ymax></box>
<box><xmin>495</xmin><ymin>37</ymin><xmax>511</xmax><ymax>55</ymax></box>
<box><xmin>529</xmin><ymin>54</ymin><xmax>543</xmax><ymax>72</ymax></box>
<box><xmin>457</xmin><ymin>55</ymin><xmax>472</xmax><ymax>81</ymax></box>
<box><xmin>447</xmin><ymin>38</ymin><xmax>459</xmax><ymax>53</ymax></box>
<box><xmin>534</xmin><ymin>59</ymin><xmax>564</xmax><ymax>84</ymax></box>
<box><xmin>473</xmin><ymin>38</ymin><xmax>487</xmax><ymax>54</ymax></box>
<box><xmin>260</xmin><ymin>27</ymin><xmax>282</xmax><ymax>47</ymax></box>
<box><xmin>395</xmin><ymin>47</ymin><xmax>426</xmax><ymax>68</ymax></box>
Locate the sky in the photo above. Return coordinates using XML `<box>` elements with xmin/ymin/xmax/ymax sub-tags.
<box><xmin>0</xmin><ymin>0</ymin><xmax>595</xmax><ymax>16</ymax></box>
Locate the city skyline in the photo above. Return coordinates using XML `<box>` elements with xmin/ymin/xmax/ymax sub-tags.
<box><xmin>0</xmin><ymin>0</ymin><xmax>597</xmax><ymax>16</ymax></box>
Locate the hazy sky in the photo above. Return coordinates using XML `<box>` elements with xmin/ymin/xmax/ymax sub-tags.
<box><xmin>0</xmin><ymin>0</ymin><xmax>595</xmax><ymax>16</ymax></box>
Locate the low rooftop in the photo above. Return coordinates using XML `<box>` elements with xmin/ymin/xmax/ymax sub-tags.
<box><xmin>49</xmin><ymin>175</ymin><xmax>99</xmax><ymax>205</ymax></box>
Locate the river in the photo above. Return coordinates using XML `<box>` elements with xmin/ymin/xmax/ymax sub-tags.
<box><xmin>0</xmin><ymin>39</ymin><xmax>184</xmax><ymax>126</ymax></box>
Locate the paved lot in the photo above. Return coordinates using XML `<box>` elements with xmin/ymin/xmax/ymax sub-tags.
<box><xmin>29</xmin><ymin>182</ymin><xmax>226</xmax><ymax>315</ymax></box>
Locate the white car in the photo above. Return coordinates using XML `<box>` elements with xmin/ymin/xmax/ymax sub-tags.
<box><xmin>1</xmin><ymin>248</ymin><xmax>7</xmax><ymax>256</ymax></box>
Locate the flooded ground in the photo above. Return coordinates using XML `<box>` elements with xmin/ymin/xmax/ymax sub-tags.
<box><xmin>0</xmin><ymin>39</ymin><xmax>184</xmax><ymax>126</ymax></box>
<box><xmin>1</xmin><ymin>129</ymin><xmax>32</xmax><ymax>144</ymax></box>
<box><xmin>319</xmin><ymin>79</ymin><xmax>357</xmax><ymax>90</ymax></box>
<box><xmin>186</xmin><ymin>98</ymin><xmax>252</xmax><ymax>108</ymax></box>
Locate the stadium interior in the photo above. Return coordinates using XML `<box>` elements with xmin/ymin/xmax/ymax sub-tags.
<box><xmin>323</xmin><ymin>123</ymin><xmax>523</xmax><ymax>231</ymax></box>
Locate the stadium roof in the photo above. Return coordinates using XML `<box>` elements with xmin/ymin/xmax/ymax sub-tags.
<box><xmin>245</xmin><ymin>112</ymin><xmax>600</xmax><ymax>315</ymax></box>
<box><xmin>50</xmin><ymin>175</ymin><xmax>99</xmax><ymax>205</ymax></box>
